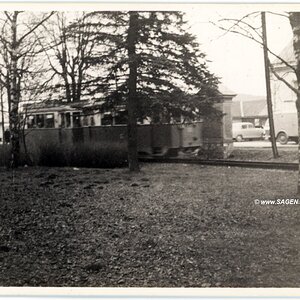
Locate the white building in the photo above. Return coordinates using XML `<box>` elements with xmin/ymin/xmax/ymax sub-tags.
<box><xmin>270</xmin><ymin>40</ymin><xmax>297</xmax><ymax>113</ymax></box>
<box><xmin>267</xmin><ymin>41</ymin><xmax>299</xmax><ymax>143</ymax></box>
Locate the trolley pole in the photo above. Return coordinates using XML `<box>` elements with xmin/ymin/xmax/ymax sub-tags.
<box><xmin>261</xmin><ymin>12</ymin><xmax>278</xmax><ymax>158</ymax></box>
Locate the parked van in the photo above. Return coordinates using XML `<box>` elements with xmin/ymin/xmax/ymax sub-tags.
<box><xmin>264</xmin><ymin>112</ymin><xmax>298</xmax><ymax>144</ymax></box>
<box><xmin>232</xmin><ymin>122</ymin><xmax>265</xmax><ymax>142</ymax></box>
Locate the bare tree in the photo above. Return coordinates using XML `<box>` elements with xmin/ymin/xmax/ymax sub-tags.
<box><xmin>212</xmin><ymin>11</ymin><xmax>280</xmax><ymax>158</ymax></box>
<box><xmin>0</xmin><ymin>11</ymin><xmax>54</xmax><ymax>167</ymax></box>
<box><xmin>40</xmin><ymin>12</ymin><xmax>98</xmax><ymax>103</ymax></box>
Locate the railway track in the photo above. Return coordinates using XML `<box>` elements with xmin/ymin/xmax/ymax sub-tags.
<box><xmin>139</xmin><ymin>157</ymin><xmax>299</xmax><ymax>171</ymax></box>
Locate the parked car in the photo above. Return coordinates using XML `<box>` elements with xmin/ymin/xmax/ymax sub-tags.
<box><xmin>232</xmin><ymin>122</ymin><xmax>265</xmax><ymax>142</ymax></box>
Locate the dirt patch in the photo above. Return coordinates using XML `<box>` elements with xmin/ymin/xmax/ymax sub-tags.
<box><xmin>0</xmin><ymin>164</ymin><xmax>299</xmax><ymax>287</ymax></box>
<box><xmin>228</xmin><ymin>148</ymin><xmax>298</xmax><ymax>163</ymax></box>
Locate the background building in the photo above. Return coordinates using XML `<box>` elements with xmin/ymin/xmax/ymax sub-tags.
<box><xmin>231</xmin><ymin>94</ymin><xmax>268</xmax><ymax>127</ymax></box>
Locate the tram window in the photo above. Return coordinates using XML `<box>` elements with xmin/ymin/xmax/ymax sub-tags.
<box><xmin>90</xmin><ymin>116</ymin><xmax>95</xmax><ymax>126</ymax></box>
<box><xmin>83</xmin><ymin>115</ymin><xmax>88</xmax><ymax>126</ymax></box>
<box><xmin>65</xmin><ymin>113</ymin><xmax>71</xmax><ymax>127</ymax></box>
<box><xmin>45</xmin><ymin>114</ymin><xmax>54</xmax><ymax>128</ymax></box>
<box><xmin>101</xmin><ymin>114</ymin><xmax>113</xmax><ymax>126</ymax></box>
<box><xmin>60</xmin><ymin>113</ymin><xmax>65</xmax><ymax>128</ymax></box>
<box><xmin>115</xmin><ymin>112</ymin><xmax>127</xmax><ymax>125</ymax></box>
<box><xmin>172</xmin><ymin>112</ymin><xmax>181</xmax><ymax>123</ymax></box>
<box><xmin>36</xmin><ymin>114</ymin><xmax>45</xmax><ymax>128</ymax></box>
<box><xmin>73</xmin><ymin>112</ymin><xmax>81</xmax><ymax>127</ymax></box>
<box><xmin>27</xmin><ymin>115</ymin><xmax>36</xmax><ymax>128</ymax></box>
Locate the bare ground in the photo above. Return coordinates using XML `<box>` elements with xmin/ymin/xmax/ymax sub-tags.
<box><xmin>228</xmin><ymin>148</ymin><xmax>298</xmax><ymax>163</ymax></box>
<box><xmin>0</xmin><ymin>163</ymin><xmax>299</xmax><ymax>287</ymax></box>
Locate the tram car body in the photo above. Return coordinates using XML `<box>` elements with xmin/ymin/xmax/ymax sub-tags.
<box><xmin>21</xmin><ymin>91</ymin><xmax>234</xmax><ymax>161</ymax></box>
<box><xmin>24</xmin><ymin>118</ymin><xmax>204</xmax><ymax>157</ymax></box>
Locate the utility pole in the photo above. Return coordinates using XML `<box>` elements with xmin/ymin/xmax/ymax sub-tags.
<box><xmin>261</xmin><ymin>12</ymin><xmax>279</xmax><ymax>158</ymax></box>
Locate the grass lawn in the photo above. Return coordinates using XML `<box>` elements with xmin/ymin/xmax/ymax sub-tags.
<box><xmin>0</xmin><ymin>163</ymin><xmax>299</xmax><ymax>287</ymax></box>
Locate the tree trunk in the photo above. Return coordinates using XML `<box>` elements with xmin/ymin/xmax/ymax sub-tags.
<box><xmin>289</xmin><ymin>12</ymin><xmax>300</xmax><ymax>193</ymax></box>
<box><xmin>6</xmin><ymin>73</ymin><xmax>11</xmax><ymax>115</ymax></box>
<box><xmin>0</xmin><ymin>84</ymin><xmax>5</xmax><ymax>144</ymax></box>
<box><xmin>9</xmin><ymin>12</ymin><xmax>20</xmax><ymax>168</ymax></box>
<box><xmin>126</xmin><ymin>12</ymin><xmax>139</xmax><ymax>172</ymax></box>
<box><xmin>261</xmin><ymin>12</ymin><xmax>278</xmax><ymax>158</ymax></box>
<box><xmin>296</xmin><ymin>95</ymin><xmax>300</xmax><ymax>194</ymax></box>
<box><xmin>61</xmin><ymin>48</ymin><xmax>72</xmax><ymax>102</ymax></box>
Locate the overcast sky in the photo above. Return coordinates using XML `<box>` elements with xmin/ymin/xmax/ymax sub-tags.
<box><xmin>0</xmin><ymin>3</ymin><xmax>295</xmax><ymax>98</ymax></box>
<box><xmin>185</xmin><ymin>6</ymin><xmax>293</xmax><ymax>97</ymax></box>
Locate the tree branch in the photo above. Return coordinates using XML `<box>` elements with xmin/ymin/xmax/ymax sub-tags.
<box><xmin>211</xmin><ymin>20</ymin><xmax>297</xmax><ymax>73</ymax></box>
<box><xmin>269</xmin><ymin>60</ymin><xmax>299</xmax><ymax>95</ymax></box>
<box><xmin>18</xmin><ymin>12</ymin><xmax>55</xmax><ymax>45</ymax></box>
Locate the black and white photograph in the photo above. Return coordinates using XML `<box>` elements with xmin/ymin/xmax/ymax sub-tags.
<box><xmin>0</xmin><ymin>2</ymin><xmax>299</xmax><ymax>294</ymax></box>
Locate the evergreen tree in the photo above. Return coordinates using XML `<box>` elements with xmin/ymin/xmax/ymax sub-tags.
<box><xmin>84</xmin><ymin>11</ymin><xmax>221</xmax><ymax>121</ymax></box>
<box><xmin>76</xmin><ymin>11</ymin><xmax>221</xmax><ymax>171</ymax></box>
